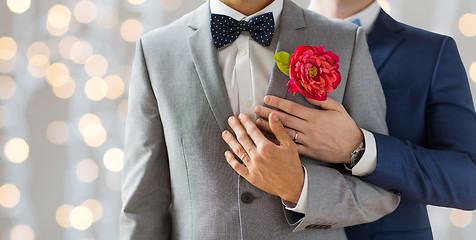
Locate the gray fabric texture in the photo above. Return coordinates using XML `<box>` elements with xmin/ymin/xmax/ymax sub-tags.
<box><xmin>120</xmin><ymin>1</ymin><xmax>399</xmax><ymax>239</ymax></box>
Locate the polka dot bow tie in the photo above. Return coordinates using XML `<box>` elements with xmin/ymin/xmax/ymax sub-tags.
<box><xmin>210</xmin><ymin>12</ymin><xmax>275</xmax><ymax>49</ymax></box>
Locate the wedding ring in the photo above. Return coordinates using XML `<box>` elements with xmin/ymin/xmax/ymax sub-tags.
<box><xmin>240</xmin><ymin>152</ymin><xmax>249</xmax><ymax>161</ymax></box>
<box><xmin>293</xmin><ymin>130</ymin><xmax>298</xmax><ymax>142</ymax></box>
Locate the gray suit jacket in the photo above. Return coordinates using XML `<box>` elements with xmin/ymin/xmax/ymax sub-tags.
<box><xmin>120</xmin><ymin>1</ymin><xmax>400</xmax><ymax>239</ymax></box>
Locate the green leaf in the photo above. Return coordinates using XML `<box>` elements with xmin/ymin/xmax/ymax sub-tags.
<box><xmin>273</xmin><ymin>51</ymin><xmax>291</xmax><ymax>76</ymax></box>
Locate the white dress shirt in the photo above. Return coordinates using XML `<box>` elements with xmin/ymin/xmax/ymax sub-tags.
<box><xmin>210</xmin><ymin>0</ymin><xmax>311</xmax><ymax>213</ymax></box>
<box><xmin>211</xmin><ymin>0</ymin><xmax>306</xmax><ymax>210</ymax></box>
<box><xmin>345</xmin><ymin>1</ymin><xmax>381</xmax><ymax>36</ymax></box>
<box><xmin>210</xmin><ymin>0</ymin><xmax>283</xmax><ymax>121</ymax></box>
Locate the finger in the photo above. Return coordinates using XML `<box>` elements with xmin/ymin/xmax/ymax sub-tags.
<box><xmin>263</xmin><ymin>95</ymin><xmax>314</xmax><ymax>119</ymax></box>
<box><xmin>306</xmin><ymin>97</ymin><xmax>344</xmax><ymax>111</ymax></box>
<box><xmin>256</xmin><ymin>118</ymin><xmax>296</xmax><ymax>140</ymax></box>
<box><xmin>254</xmin><ymin>105</ymin><xmax>306</xmax><ymax>131</ymax></box>
<box><xmin>227</xmin><ymin>116</ymin><xmax>257</xmax><ymax>154</ymax></box>
<box><xmin>255</xmin><ymin>118</ymin><xmax>272</xmax><ymax>133</ymax></box>
<box><xmin>225</xmin><ymin>151</ymin><xmax>249</xmax><ymax>177</ymax></box>
<box><xmin>254</xmin><ymin>105</ymin><xmax>273</xmax><ymax>119</ymax></box>
<box><xmin>268</xmin><ymin>112</ymin><xmax>293</xmax><ymax>146</ymax></box>
<box><xmin>222</xmin><ymin>130</ymin><xmax>248</xmax><ymax>160</ymax></box>
<box><xmin>238</xmin><ymin>113</ymin><xmax>268</xmax><ymax>146</ymax></box>
<box><xmin>296</xmin><ymin>144</ymin><xmax>313</xmax><ymax>159</ymax></box>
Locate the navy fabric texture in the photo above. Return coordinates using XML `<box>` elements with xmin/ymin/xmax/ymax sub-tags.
<box><xmin>210</xmin><ymin>12</ymin><xmax>275</xmax><ymax>49</ymax></box>
<box><xmin>345</xmin><ymin>10</ymin><xmax>476</xmax><ymax>240</ymax></box>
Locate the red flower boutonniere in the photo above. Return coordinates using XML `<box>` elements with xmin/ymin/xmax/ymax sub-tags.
<box><xmin>273</xmin><ymin>45</ymin><xmax>342</xmax><ymax>101</ymax></box>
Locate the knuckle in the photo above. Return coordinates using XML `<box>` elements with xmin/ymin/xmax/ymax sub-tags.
<box><xmin>281</xmin><ymin>99</ymin><xmax>292</xmax><ymax>111</ymax></box>
<box><xmin>281</xmin><ymin>101</ymin><xmax>292</xmax><ymax>112</ymax></box>
<box><xmin>252</xmin><ymin>157</ymin><xmax>262</xmax><ymax>167</ymax></box>
<box><xmin>256</xmin><ymin>118</ymin><xmax>265</xmax><ymax>128</ymax></box>
<box><xmin>224</xmin><ymin>133</ymin><xmax>234</xmax><ymax>142</ymax></box>
<box><xmin>231</xmin><ymin>161</ymin><xmax>240</xmax><ymax>171</ymax></box>
<box><xmin>257</xmin><ymin>144</ymin><xmax>266</xmax><ymax>154</ymax></box>
<box><xmin>233</xmin><ymin>146</ymin><xmax>242</xmax><ymax>154</ymax></box>
<box><xmin>258</xmin><ymin>144</ymin><xmax>271</xmax><ymax>157</ymax></box>
<box><xmin>243</xmin><ymin>119</ymin><xmax>252</xmax><ymax>128</ymax></box>
<box><xmin>262</xmin><ymin>110</ymin><xmax>272</xmax><ymax>119</ymax></box>
<box><xmin>227</xmin><ymin>156</ymin><xmax>235</xmax><ymax>165</ymax></box>
<box><xmin>287</xmin><ymin>129</ymin><xmax>294</xmax><ymax>137</ymax></box>
<box><xmin>237</xmin><ymin>133</ymin><xmax>247</xmax><ymax>143</ymax></box>
<box><xmin>248</xmin><ymin>125</ymin><xmax>260</xmax><ymax>135</ymax></box>
<box><xmin>241</xmin><ymin>117</ymin><xmax>250</xmax><ymax>124</ymax></box>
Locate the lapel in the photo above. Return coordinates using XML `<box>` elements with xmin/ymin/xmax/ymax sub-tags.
<box><xmin>187</xmin><ymin>0</ymin><xmax>310</xmax><ymax>130</ymax></box>
<box><xmin>187</xmin><ymin>3</ymin><xmax>233</xmax><ymax>132</ymax></box>
<box><xmin>267</xmin><ymin>0</ymin><xmax>342</xmax><ymax>108</ymax></box>
<box><xmin>266</xmin><ymin>0</ymin><xmax>308</xmax><ymax>103</ymax></box>
<box><xmin>367</xmin><ymin>9</ymin><xmax>405</xmax><ymax>71</ymax></box>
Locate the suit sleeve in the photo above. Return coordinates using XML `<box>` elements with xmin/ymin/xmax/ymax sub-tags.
<box><xmin>120</xmin><ymin>38</ymin><xmax>172</xmax><ymax>239</ymax></box>
<box><xmin>363</xmin><ymin>37</ymin><xmax>476</xmax><ymax>210</ymax></box>
<box><xmin>287</xmin><ymin>27</ymin><xmax>400</xmax><ymax>231</ymax></box>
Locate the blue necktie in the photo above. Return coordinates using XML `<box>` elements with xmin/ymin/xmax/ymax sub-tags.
<box><xmin>350</xmin><ymin>18</ymin><xmax>361</xmax><ymax>26</ymax></box>
<box><xmin>210</xmin><ymin>12</ymin><xmax>275</xmax><ymax>49</ymax></box>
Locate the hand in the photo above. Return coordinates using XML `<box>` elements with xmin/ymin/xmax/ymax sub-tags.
<box><xmin>254</xmin><ymin>95</ymin><xmax>363</xmax><ymax>164</ymax></box>
<box><xmin>222</xmin><ymin>112</ymin><xmax>304</xmax><ymax>204</ymax></box>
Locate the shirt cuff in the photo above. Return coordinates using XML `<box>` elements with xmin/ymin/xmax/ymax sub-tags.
<box><xmin>352</xmin><ymin>128</ymin><xmax>377</xmax><ymax>176</ymax></box>
<box><xmin>282</xmin><ymin>165</ymin><xmax>308</xmax><ymax>214</ymax></box>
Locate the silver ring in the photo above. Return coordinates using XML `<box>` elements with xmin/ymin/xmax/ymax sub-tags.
<box><xmin>293</xmin><ymin>130</ymin><xmax>298</xmax><ymax>142</ymax></box>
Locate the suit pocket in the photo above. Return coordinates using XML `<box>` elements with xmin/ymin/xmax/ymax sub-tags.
<box><xmin>384</xmin><ymin>87</ymin><xmax>411</xmax><ymax>102</ymax></box>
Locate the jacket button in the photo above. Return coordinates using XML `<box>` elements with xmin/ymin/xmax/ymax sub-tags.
<box><xmin>241</xmin><ymin>192</ymin><xmax>255</xmax><ymax>204</ymax></box>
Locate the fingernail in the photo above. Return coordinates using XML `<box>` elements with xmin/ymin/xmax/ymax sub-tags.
<box><xmin>238</xmin><ymin>113</ymin><xmax>244</xmax><ymax>119</ymax></box>
<box><xmin>264</xmin><ymin>96</ymin><xmax>270</xmax><ymax>104</ymax></box>
<box><xmin>254</xmin><ymin>106</ymin><xmax>261</xmax><ymax>114</ymax></box>
<box><xmin>272</xmin><ymin>114</ymin><xmax>279</xmax><ymax>121</ymax></box>
<box><xmin>228</xmin><ymin>116</ymin><xmax>234</xmax><ymax>123</ymax></box>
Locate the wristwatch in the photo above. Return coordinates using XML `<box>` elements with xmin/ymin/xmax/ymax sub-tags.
<box><xmin>344</xmin><ymin>140</ymin><xmax>366</xmax><ymax>171</ymax></box>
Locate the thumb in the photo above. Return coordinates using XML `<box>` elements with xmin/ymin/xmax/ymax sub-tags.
<box><xmin>269</xmin><ymin>112</ymin><xmax>292</xmax><ymax>145</ymax></box>
<box><xmin>306</xmin><ymin>97</ymin><xmax>342</xmax><ymax>111</ymax></box>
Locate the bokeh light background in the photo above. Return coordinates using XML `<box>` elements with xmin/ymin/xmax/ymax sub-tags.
<box><xmin>0</xmin><ymin>0</ymin><xmax>475</xmax><ymax>239</ymax></box>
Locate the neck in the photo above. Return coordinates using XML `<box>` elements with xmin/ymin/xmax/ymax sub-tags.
<box><xmin>308</xmin><ymin>0</ymin><xmax>374</xmax><ymax>19</ymax></box>
<box><xmin>220</xmin><ymin>0</ymin><xmax>274</xmax><ymax>16</ymax></box>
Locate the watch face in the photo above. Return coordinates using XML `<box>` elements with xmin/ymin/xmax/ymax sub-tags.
<box><xmin>349</xmin><ymin>141</ymin><xmax>365</xmax><ymax>169</ymax></box>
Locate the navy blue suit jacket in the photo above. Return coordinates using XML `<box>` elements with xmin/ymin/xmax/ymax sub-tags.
<box><xmin>345</xmin><ymin>10</ymin><xmax>476</xmax><ymax>240</ymax></box>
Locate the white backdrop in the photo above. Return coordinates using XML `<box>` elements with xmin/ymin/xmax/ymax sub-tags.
<box><xmin>0</xmin><ymin>0</ymin><xmax>474</xmax><ymax>239</ymax></box>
